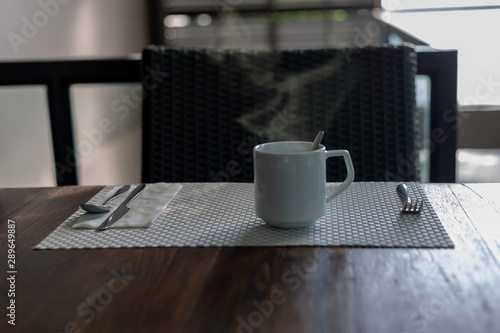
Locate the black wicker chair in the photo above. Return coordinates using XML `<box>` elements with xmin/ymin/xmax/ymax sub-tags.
<box><xmin>141</xmin><ymin>45</ymin><xmax>419</xmax><ymax>183</ymax></box>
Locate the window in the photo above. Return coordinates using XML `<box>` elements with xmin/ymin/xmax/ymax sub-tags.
<box><xmin>157</xmin><ymin>0</ymin><xmax>378</xmax><ymax>49</ymax></box>
<box><xmin>381</xmin><ymin>0</ymin><xmax>500</xmax><ymax>107</ymax></box>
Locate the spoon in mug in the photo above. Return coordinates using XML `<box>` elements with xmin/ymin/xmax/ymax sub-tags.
<box><xmin>80</xmin><ymin>185</ymin><xmax>130</xmax><ymax>214</ymax></box>
<box><xmin>311</xmin><ymin>131</ymin><xmax>324</xmax><ymax>150</ymax></box>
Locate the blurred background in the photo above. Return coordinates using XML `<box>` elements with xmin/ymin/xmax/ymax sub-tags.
<box><xmin>1</xmin><ymin>0</ymin><xmax>499</xmax><ymax>187</ymax></box>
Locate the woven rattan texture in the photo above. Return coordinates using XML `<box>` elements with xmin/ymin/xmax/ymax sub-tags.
<box><xmin>141</xmin><ymin>45</ymin><xmax>418</xmax><ymax>183</ymax></box>
<box><xmin>34</xmin><ymin>183</ymin><xmax>453</xmax><ymax>250</ymax></box>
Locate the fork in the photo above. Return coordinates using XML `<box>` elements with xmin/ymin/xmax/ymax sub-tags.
<box><xmin>396</xmin><ymin>183</ymin><xmax>423</xmax><ymax>213</ymax></box>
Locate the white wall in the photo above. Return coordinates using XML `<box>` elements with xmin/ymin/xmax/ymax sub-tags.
<box><xmin>0</xmin><ymin>0</ymin><xmax>149</xmax><ymax>187</ymax></box>
<box><xmin>1</xmin><ymin>0</ymin><xmax>149</xmax><ymax>60</ymax></box>
<box><xmin>0</xmin><ymin>86</ymin><xmax>56</xmax><ymax>187</ymax></box>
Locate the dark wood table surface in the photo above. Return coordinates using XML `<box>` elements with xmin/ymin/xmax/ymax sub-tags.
<box><xmin>1</xmin><ymin>183</ymin><xmax>499</xmax><ymax>333</ymax></box>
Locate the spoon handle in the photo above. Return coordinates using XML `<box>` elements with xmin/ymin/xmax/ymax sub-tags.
<box><xmin>103</xmin><ymin>185</ymin><xmax>131</xmax><ymax>205</ymax></box>
<box><xmin>311</xmin><ymin>130</ymin><xmax>324</xmax><ymax>150</ymax></box>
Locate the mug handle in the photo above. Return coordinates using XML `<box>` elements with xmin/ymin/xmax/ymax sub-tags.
<box><xmin>325</xmin><ymin>150</ymin><xmax>355</xmax><ymax>202</ymax></box>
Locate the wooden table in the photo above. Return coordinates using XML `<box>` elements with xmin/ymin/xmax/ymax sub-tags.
<box><xmin>1</xmin><ymin>183</ymin><xmax>499</xmax><ymax>333</ymax></box>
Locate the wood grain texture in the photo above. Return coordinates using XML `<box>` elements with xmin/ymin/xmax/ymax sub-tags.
<box><xmin>0</xmin><ymin>183</ymin><xmax>499</xmax><ymax>333</ymax></box>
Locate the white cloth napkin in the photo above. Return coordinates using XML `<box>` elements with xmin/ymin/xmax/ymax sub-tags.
<box><xmin>72</xmin><ymin>183</ymin><xmax>182</xmax><ymax>229</ymax></box>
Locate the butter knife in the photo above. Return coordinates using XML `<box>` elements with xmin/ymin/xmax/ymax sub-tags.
<box><xmin>96</xmin><ymin>184</ymin><xmax>146</xmax><ymax>231</ymax></box>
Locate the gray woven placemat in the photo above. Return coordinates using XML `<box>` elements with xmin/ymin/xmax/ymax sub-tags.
<box><xmin>34</xmin><ymin>182</ymin><xmax>454</xmax><ymax>249</ymax></box>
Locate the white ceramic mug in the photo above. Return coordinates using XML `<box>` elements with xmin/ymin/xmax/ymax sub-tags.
<box><xmin>254</xmin><ymin>141</ymin><xmax>355</xmax><ymax>228</ymax></box>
